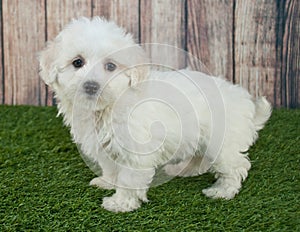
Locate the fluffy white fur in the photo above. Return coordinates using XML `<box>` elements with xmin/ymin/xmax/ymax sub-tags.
<box><xmin>39</xmin><ymin>17</ymin><xmax>272</xmax><ymax>212</ymax></box>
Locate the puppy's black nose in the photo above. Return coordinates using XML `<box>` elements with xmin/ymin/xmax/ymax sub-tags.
<box><xmin>83</xmin><ymin>81</ymin><xmax>100</xmax><ymax>95</ymax></box>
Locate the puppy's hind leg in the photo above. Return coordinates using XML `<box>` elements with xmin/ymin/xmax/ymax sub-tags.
<box><xmin>202</xmin><ymin>149</ymin><xmax>251</xmax><ymax>199</ymax></box>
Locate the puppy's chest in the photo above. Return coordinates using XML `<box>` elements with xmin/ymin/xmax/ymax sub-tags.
<box><xmin>93</xmin><ymin>114</ymin><xmax>123</xmax><ymax>155</ymax></box>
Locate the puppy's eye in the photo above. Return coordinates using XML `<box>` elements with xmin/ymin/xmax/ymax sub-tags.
<box><xmin>72</xmin><ymin>58</ymin><xmax>85</xmax><ymax>68</ymax></box>
<box><xmin>105</xmin><ymin>62</ymin><xmax>117</xmax><ymax>72</ymax></box>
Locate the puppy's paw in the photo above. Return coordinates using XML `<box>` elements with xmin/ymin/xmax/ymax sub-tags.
<box><xmin>102</xmin><ymin>194</ymin><xmax>141</xmax><ymax>212</ymax></box>
<box><xmin>202</xmin><ymin>186</ymin><xmax>238</xmax><ymax>200</ymax></box>
<box><xmin>89</xmin><ymin>177</ymin><xmax>114</xmax><ymax>190</ymax></box>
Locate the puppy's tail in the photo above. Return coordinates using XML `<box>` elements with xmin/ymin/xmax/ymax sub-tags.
<box><xmin>253</xmin><ymin>97</ymin><xmax>272</xmax><ymax>131</ymax></box>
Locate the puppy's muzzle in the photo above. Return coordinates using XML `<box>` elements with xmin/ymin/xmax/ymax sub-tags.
<box><xmin>83</xmin><ymin>81</ymin><xmax>100</xmax><ymax>96</ymax></box>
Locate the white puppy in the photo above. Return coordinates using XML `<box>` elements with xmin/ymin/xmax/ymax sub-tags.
<box><xmin>39</xmin><ymin>17</ymin><xmax>272</xmax><ymax>212</ymax></box>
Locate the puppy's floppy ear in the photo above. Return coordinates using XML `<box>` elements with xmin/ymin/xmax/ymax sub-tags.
<box><xmin>116</xmin><ymin>45</ymin><xmax>150</xmax><ymax>87</ymax></box>
<box><xmin>38</xmin><ymin>40</ymin><xmax>59</xmax><ymax>86</ymax></box>
<box><xmin>126</xmin><ymin>64</ymin><xmax>149</xmax><ymax>88</ymax></box>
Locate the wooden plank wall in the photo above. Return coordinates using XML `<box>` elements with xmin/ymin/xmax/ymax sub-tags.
<box><xmin>0</xmin><ymin>0</ymin><xmax>299</xmax><ymax>108</ymax></box>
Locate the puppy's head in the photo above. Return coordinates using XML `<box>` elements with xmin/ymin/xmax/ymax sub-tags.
<box><xmin>39</xmin><ymin>17</ymin><xmax>149</xmax><ymax>110</ymax></box>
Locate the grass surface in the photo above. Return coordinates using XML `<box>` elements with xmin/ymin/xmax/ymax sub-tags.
<box><xmin>0</xmin><ymin>105</ymin><xmax>299</xmax><ymax>231</ymax></box>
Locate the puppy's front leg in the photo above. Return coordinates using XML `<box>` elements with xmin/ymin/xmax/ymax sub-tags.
<box><xmin>90</xmin><ymin>154</ymin><xmax>118</xmax><ymax>190</ymax></box>
<box><xmin>102</xmin><ymin>167</ymin><xmax>155</xmax><ymax>212</ymax></box>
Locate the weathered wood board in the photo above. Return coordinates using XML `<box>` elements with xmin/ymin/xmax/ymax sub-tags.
<box><xmin>3</xmin><ymin>0</ymin><xmax>45</xmax><ymax>105</ymax></box>
<box><xmin>0</xmin><ymin>0</ymin><xmax>299</xmax><ymax>107</ymax></box>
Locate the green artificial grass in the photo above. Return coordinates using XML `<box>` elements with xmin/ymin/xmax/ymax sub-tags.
<box><xmin>0</xmin><ymin>105</ymin><xmax>299</xmax><ymax>231</ymax></box>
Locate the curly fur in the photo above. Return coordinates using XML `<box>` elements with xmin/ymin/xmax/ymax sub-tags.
<box><xmin>39</xmin><ymin>17</ymin><xmax>272</xmax><ymax>212</ymax></box>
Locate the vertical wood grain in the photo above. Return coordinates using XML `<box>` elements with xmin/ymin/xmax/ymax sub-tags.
<box><xmin>46</xmin><ymin>0</ymin><xmax>92</xmax><ymax>40</ymax></box>
<box><xmin>44</xmin><ymin>0</ymin><xmax>92</xmax><ymax>105</ymax></box>
<box><xmin>234</xmin><ymin>0</ymin><xmax>277</xmax><ymax>103</ymax></box>
<box><xmin>3</xmin><ymin>0</ymin><xmax>46</xmax><ymax>105</ymax></box>
<box><xmin>92</xmin><ymin>0</ymin><xmax>140</xmax><ymax>41</ymax></box>
<box><xmin>187</xmin><ymin>0</ymin><xmax>234</xmax><ymax>81</ymax></box>
<box><xmin>140</xmin><ymin>0</ymin><xmax>186</xmax><ymax>70</ymax></box>
<box><xmin>276</xmin><ymin>0</ymin><xmax>300</xmax><ymax>108</ymax></box>
<box><xmin>0</xmin><ymin>1</ymin><xmax>299</xmax><ymax>108</ymax></box>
